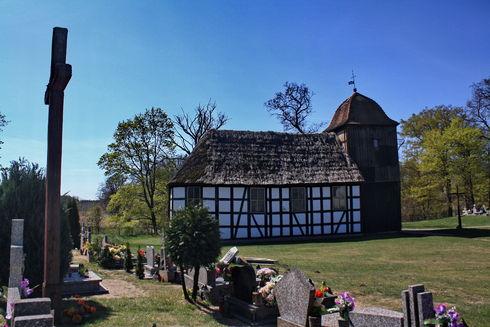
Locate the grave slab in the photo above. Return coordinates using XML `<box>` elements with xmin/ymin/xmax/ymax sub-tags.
<box><xmin>349</xmin><ymin>307</ymin><xmax>404</xmax><ymax>327</ymax></box>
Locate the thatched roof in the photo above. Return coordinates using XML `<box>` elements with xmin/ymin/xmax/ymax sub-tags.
<box><xmin>325</xmin><ymin>92</ymin><xmax>398</xmax><ymax>132</ymax></box>
<box><xmin>170</xmin><ymin>130</ymin><xmax>364</xmax><ymax>185</ymax></box>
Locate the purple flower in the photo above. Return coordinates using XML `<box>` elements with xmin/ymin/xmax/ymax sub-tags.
<box><xmin>19</xmin><ymin>278</ymin><xmax>33</xmax><ymax>298</ymax></box>
<box><xmin>435</xmin><ymin>303</ymin><xmax>447</xmax><ymax>315</ymax></box>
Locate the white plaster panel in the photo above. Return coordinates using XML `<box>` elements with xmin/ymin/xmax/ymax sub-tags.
<box><xmin>173</xmin><ymin>200</ymin><xmax>185</xmax><ymax>210</ymax></box>
<box><xmin>282</xmin><ymin>227</ymin><xmax>290</xmax><ymax>236</ymax></box>
<box><xmin>203</xmin><ymin>200</ymin><xmax>215</xmax><ymax>211</ymax></box>
<box><xmin>313</xmin><ymin>225</ymin><xmax>322</xmax><ymax>235</ymax></box>
<box><xmin>353</xmin><ymin>198</ymin><xmax>361</xmax><ymax>210</ymax></box>
<box><xmin>272</xmin><ymin>214</ymin><xmax>281</xmax><ymax>225</ymax></box>
<box><xmin>353</xmin><ymin>211</ymin><xmax>361</xmax><ymax>222</ymax></box>
<box><xmin>323</xmin><ymin>214</ymin><xmax>331</xmax><ymax>224</ymax></box>
<box><xmin>203</xmin><ymin>187</ymin><xmax>215</xmax><ymax>198</ymax></box>
<box><xmin>173</xmin><ymin>187</ymin><xmax>185</xmax><ymax>198</ymax></box>
<box><xmin>313</xmin><ymin>200</ymin><xmax>321</xmax><ymax>211</ymax></box>
<box><xmin>282</xmin><ymin>214</ymin><xmax>290</xmax><ymax>224</ymax></box>
<box><xmin>337</xmin><ymin>224</ymin><xmax>347</xmax><ymax>234</ymax></box>
<box><xmin>220</xmin><ymin>228</ymin><xmax>231</xmax><ymax>239</ymax></box>
<box><xmin>219</xmin><ymin>200</ymin><xmax>230</xmax><ymax>212</ymax></box>
<box><xmin>271</xmin><ymin>201</ymin><xmax>280</xmax><ymax>212</ymax></box>
<box><xmin>234</xmin><ymin>187</ymin><xmax>245</xmax><ymax>199</ymax></box>
<box><xmin>323</xmin><ymin>225</ymin><xmax>331</xmax><ymax>234</ymax></box>
<box><xmin>292</xmin><ymin>226</ymin><xmax>302</xmax><ymax>236</ymax></box>
<box><xmin>219</xmin><ymin>214</ymin><xmax>231</xmax><ymax>226</ymax></box>
<box><xmin>281</xmin><ymin>188</ymin><xmax>289</xmax><ymax>198</ymax></box>
<box><xmin>254</xmin><ymin>214</ymin><xmax>265</xmax><ymax>225</ymax></box>
<box><xmin>233</xmin><ymin>200</ymin><xmax>246</xmax><ymax>212</ymax></box>
<box><xmin>251</xmin><ymin>228</ymin><xmax>262</xmax><ymax>238</ymax></box>
<box><xmin>313</xmin><ymin>213</ymin><xmax>321</xmax><ymax>224</ymax></box>
<box><xmin>272</xmin><ymin>227</ymin><xmax>281</xmax><ymax>236</ymax></box>
<box><xmin>353</xmin><ymin>223</ymin><xmax>361</xmax><ymax>233</ymax></box>
<box><xmin>236</xmin><ymin>228</ymin><xmax>247</xmax><ymax>238</ymax></box>
<box><xmin>234</xmin><ymin>214</ymin><xmax>245</xmax><ymax>227</ymax></box>
<box><xmin>281</xmin><ymin>200</ymin><xmax>290</xmax><ymax>211</ymax></box>
<box><xmin>312</xmin><ymin>187</ymin><xmax>321</xmax><ymax>198</ymax></box>
<box><xmin>322</xmin><ymin>199</ymin><xmax>331</xmax><ymax>211</ymax></box>
<box><xmin>271</xmin><ymin>188</ymin><xmax>280</xmax><ymax>199</ymax></box>
<box><xmin>333</xmin><ymin>212</ymin><xmax>344</xmax><ymax>223</ymax></box>
<box><xmin>219</xmin><ymin>187</ymin><xmax>230</xmax><ymax>199</ymax></box>
<box><xmin>295</xmin><ymin>213</ymin><xmax>306</xmax><ymax>224</ymax></box>
<box><xmin>322</xmin><ymin>186</ymin><xmax>330</xmax><ymax>197</ymax></box>
<box><xmin>352</xmin><ymin>185</ymin><xmax>360</xmax><ymax>197</ymax></box>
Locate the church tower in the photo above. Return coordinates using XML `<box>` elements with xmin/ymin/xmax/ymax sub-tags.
<box><xmin>326</xmin><ymin>92</ymin><xmax>401</xmax><ymax>232</ymax></box>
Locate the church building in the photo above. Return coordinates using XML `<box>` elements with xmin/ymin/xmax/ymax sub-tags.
<box><xmin>168</xmin><ymin>92</ymin><xmax>401</xmax><ymax>241</ymax></box>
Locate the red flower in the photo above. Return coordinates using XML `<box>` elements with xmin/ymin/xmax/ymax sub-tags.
<box><xmin>315</xmin><ymin>290</ymin><xmax>324</xmax><ymax>298</ymax></box>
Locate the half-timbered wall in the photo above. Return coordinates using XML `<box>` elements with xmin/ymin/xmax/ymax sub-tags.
<box><xmin>170</xmin><ymin>184</ymin><xmax>361</xmax><ymax>240</ymax></box>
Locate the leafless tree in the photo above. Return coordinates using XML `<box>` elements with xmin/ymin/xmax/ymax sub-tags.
<box><xmin>174</xmin><ymin>100</ymin><xmax>229</xmax><ymax>155</ymax></box>
<box><xmin>265</xmin><ymin>82</ymin><xmax>320</xmax><ymax>134</ymax></box>
<box><xmin>466</xmin><ymin>77</ymin><xmax>489</xmax><ymax>140</ymax></box>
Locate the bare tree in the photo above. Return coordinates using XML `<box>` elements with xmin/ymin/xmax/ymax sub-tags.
<box><xmin>265</xmin><ymin>82</ymin><xmax>319</xmax><ymax>133</ymax></box>
<box><xmin>174</xmin><ymin>100</ymin><xmax>229</xmax><ymax>155</ymax></box>
<box><xmin>466</xmin><ymin>77</ymin><xmax>490</xmax><ymax>140</ymax></box>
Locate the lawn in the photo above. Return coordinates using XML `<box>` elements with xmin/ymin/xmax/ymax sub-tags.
<box><xmin>402</xmin><ymin>215</ymin><xmax>490</xmax><ymax>229</ymax></box>
<box><xmin>89</xmin><ymin>228</ymin><xmax>490</xmax><ymax>326</ymax></box>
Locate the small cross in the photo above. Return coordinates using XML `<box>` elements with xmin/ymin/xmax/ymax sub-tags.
<box><xmin>348</xmin><ymin>70</ymin><xmax>357</xmax><ymax>92</ymax></box>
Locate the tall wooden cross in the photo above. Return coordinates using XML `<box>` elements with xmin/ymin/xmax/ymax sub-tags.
<box><xmin>43</xmin><ymin>27</ymin><xmax>72</xmax><ymax>321</ymax></box>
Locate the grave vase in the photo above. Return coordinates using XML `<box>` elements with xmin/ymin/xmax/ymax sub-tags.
<box><xmin>308</xmin><ymin>315</ymin><xmax>321</xmax><ymax>327</ymax></box>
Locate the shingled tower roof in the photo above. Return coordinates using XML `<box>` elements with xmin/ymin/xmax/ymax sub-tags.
<box><xmin>325</xmin><ymin>92</ymin><xmax>398</xmax><ymax>132</ymax></box>
<box><xmin>170</xmin><ymin>130</ymin><xmax>364</xmax><ymax>186</ymax></box>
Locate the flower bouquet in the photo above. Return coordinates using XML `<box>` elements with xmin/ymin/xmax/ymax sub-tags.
<box><xmin>424</xmin><ymin>304</ymin><xmax>467</xmax><ymax>327</ymax></box>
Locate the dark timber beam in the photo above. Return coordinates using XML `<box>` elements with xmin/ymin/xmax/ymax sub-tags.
<box><xmin>43</xmin><ymin>27</ymin><xmax>72</xmax><ymax>323</ymax></box>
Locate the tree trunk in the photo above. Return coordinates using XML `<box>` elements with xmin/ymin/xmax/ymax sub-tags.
<box><xmin>150</xmin><ymin>210</ymin><xmax>158</xmax><ymax>235</ymax></box>
<box><xmin>180</xmin><ymin>265</ymin><xmax>192</xmax><ymax>303</ymax></box>
<box><xmin>192</xmin><ymin>265</ymin><xmax>200</xmax><ymax>301</ymax></box>
<box><xmin>445</xmin><ymin>179</ymin><xmax>453</xmax><ymax>217</ymax></box>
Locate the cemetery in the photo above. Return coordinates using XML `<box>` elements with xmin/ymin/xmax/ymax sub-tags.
<box><xmin>1</xmin><ymin>3</ymin><xmax>489</xmax><ymax>327</ymax></box>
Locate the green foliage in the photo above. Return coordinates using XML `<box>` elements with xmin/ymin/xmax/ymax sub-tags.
<box><xmin>400</xmin><ymin>105</ymin><xmax>489</xmax><ymax>220</ymax></box>
<box><xmin>135</xmin><ymin>249</ymin><xmax>144</xmax><ymax>279</ymax></box>
<box><xmin>0</xmin><ymin>159</ymin><xmax>72</xmax><ymax>287</ymax></box>
<box><xmin>124</xmin><ymin>243</ymin><xmax>134</xmax><ymax>273</ymax></box>
<box><xmin>62</xmin><ymin>195</ymin><xmax>81</xmax><ymax>249</ymax></box>
<box><xmin>98</xmin><ymin>107</ymin><xmax>175</xmax><ymax>234</ymax></box>
<box><xmin>165</xmin><ymin>206</ymin><xmax>221</xmax><ymax>300</ymax></box>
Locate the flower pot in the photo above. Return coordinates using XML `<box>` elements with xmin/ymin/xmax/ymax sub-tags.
<box><xmin>322</xmin><ymin>294</ymin><xmax>337</xmax><ymax>309</ymax></box>
<box><xmin>338</xmin><ymin>318</ymin><xmax>349</xmax><ymax>327</ymax></box>
<box><xmin>308</xmin><ymin>316</ymin><xmax>321</xmax><ymax>327</ymax></box>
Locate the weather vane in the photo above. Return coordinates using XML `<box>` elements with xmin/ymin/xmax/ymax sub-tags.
<box><xmin>348</xmin><ymin>70</ymin><xmax>357</xmax><ymax>92</ymax></box>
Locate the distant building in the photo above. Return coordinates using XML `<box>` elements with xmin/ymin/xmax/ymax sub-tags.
<box><xmin>168</xmin><ymin>92</ymin><xmax>401</xmax><ymax>241</ymax></box>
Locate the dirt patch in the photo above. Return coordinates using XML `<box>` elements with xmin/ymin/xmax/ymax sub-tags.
<box><xmin>94</xmin><ymin>278</ymin><xmax>147</xmax><ymax>299</ymax></box>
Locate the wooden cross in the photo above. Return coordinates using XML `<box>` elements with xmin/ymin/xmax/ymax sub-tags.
<box><xmin>43</xmin><ymin>27</ymin><xmax>72</xmax><ymax>322</ymax></box>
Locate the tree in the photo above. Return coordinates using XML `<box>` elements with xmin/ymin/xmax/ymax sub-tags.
<box><xmin>165</xmin><ymin>206</ymin><xmax>221</xmax><ymax>302</ymax></box>
<box><xmin>265</xmin><ymin>82</ymin><xmax>319</xmax><ymax>134</ymax></box>
<box><xmin>173</xmin><ymin>100</ymin><xmax>228</xmax><ymax>155</ymax></box>
<box><xmin>0</xmin><ymin>112</ymin><xmax>7</xmax><ymax>152</ymax></box>
<box><xmin>62</xmin><ymin>195</ymin><xmax>81</xmax><ymax>249</ymax></box>
<box><xmin>466</xmin><ymin>77</ymin><xmax>490</xmax><ymax>140</ymax></box>
<box><xmin>0</xmin><ymin>159</ymin><xmax>72</xmax><ymax>287</ymax></box>
<box><xmin>87</xmin><ymin>205</ymin><xmax>103</xmax><ymax>234</ymax></box>
<box><xmin>105</xmin><ymin>164</ymin><xmax>175</xmax><ymax>235</ymax></box>
<box><xmin>98</xmin><ymin>107</ymin><xmax>175</xmax><ymax>234</ymax></box>
<box><xmin>97</xmin><ymin>173</ymin><xmax>126</xmax><ymax>207</ymax></box>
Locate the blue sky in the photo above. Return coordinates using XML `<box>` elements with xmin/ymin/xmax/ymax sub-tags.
<box><xmin>1</xmin><ymin>1</ymin><xmax>489</xmax><ymax>199</ymax></box>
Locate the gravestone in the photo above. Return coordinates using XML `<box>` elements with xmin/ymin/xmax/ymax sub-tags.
<box><xmin>349</xmin><ymin>307</ymin><xmax>404</xmax><ymax>327</ymax></box>
<box><xmin>401</xmin><ymin>284</ymin><xmax>434</xmax><ymax>327</ymax></box>
<box><xmin>230</xmin><ymin>259</ymin><xmax>256</xmax><ymax>303</ymax></box>
<box><xmin>8</xmin><ymin>219</ymin><xmax>24</xmax><ymax>288</ymax></box>
<box><xmin>416</xmin><ymin>292</ymin><xmax>435</xmax><ymax>327</ymax></box>
<box><xmin>220</xmin><ymin>246</ymin><xmax>238</xmax><ymax>265</ymax></box>
<box><xmin>144</xmin><ymin>246</ymin><xmax>156</xmax><ymax>278</ymax></box>
<box><xmin>275</xmin><ymin>269</ymin><xmax>315</xmax><ymax>327</ymax></box>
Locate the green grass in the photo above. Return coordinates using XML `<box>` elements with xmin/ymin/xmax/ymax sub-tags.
<box><xmin>90</xmin><ymin>229</ymin><xmax>490</xmax><ymax>326</ymax></box>
<box><xmin>402</xmin><ymin>215</ymin><xmax>490</xmax><ymax>229</ymax></box>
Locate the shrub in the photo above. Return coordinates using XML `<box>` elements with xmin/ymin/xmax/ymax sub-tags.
<box><xmin>135</xmin><ymin>249</ymin><xmax>145</xmax><ymax>279</ymax></box>
<box><xmin>124</xmin><ymin>243</ymin><xmax>134</xmax><ymax>273</ymax></box>
<box><xmin>165</xmin><ymin>206</ymin><xmax>221</xmax><ymax>302</ymax></box>
<box><xmin>0</xmin><ymin>159</ymin><xmax>72</xmax><ymax>288</ymax></box>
